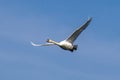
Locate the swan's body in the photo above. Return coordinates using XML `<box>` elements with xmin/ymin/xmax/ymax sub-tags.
<box><xmin>31</xmin><ymin>18</ymin><xmax>92</xmax><ymax>52</ymax></box>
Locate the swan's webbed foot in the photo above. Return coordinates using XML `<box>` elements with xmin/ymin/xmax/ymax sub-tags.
<box><xmin>73</xmin><ymin>45</ymin><xmax>78</xmax><ymax>50</ymax></box>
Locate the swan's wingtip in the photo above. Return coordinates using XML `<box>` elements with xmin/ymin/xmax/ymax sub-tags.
<box><xmin>88</xmin><ymin>17</ymin><xmax>92</xmax><ymax>21</ymax></box>
<box><xmin>30</xmin><ymin>41</ymin><xmax>35</xmax><ymax>46</ymax></box>
<box><xmin>30</xmin><ymin>41</ymin><xmax>38</xmax><ymax>46</ymax></box>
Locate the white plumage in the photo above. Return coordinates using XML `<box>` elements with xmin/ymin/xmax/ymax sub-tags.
<box><xmin>31</xmin><ymin>18</ymin><xmax>92</xmax><ymax>52</ymax></box>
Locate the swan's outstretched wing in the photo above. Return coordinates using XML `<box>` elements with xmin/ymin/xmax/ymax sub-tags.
<box><xmin>66</xmin><ymin>17</ymin><xmax>92</xmax><ymax>43</ymax></box>
<box><xmin>31</xmin><ymin>41</ymin><xmax>54</xmax><ymax>46</ymax></box>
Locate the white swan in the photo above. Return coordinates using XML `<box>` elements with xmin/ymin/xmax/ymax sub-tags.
<box><xmin>31</xmin><ymin>17</ymin><xmax>92</xmax><ymax>52</ymax></box>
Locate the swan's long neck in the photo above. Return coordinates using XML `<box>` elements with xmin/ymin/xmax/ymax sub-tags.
<box><xmin>47</xmin><ymin>39</ymin><xmax>60</xmax><ymax>45</ymax></box>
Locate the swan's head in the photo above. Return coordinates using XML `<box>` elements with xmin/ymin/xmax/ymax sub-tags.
<box><xmin>47</xmin><ymin>39</ymin><xmax>53</xmax><ymax>43</ymax></box>
<box><xmin>46</xmin><ymin>39</ymin><xmax>60</xmax><ymax>45</ymax></box>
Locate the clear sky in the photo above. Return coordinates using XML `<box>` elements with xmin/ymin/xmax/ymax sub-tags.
<box><xmin>0</xmin><ymin>0</ymin><xmax>120</xmax><ymax>80</ymax></box>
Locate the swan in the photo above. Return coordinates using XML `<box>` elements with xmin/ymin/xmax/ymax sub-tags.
<box><xmin>31</xmin><ymin>17</ymin><xmax>92</xmax><ymax>52</ymax></box>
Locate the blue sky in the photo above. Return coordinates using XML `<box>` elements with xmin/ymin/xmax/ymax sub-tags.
<box><xmin>0</xmin><ymin>0</ymin><xmax>120</xmax><ymax>80</ymax></box>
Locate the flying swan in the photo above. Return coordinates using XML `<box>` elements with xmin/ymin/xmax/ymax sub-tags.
<box><xmin>31</xmin><ymin>18</ymin><xmax>92</xmax><ymax>52</ymax></box>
